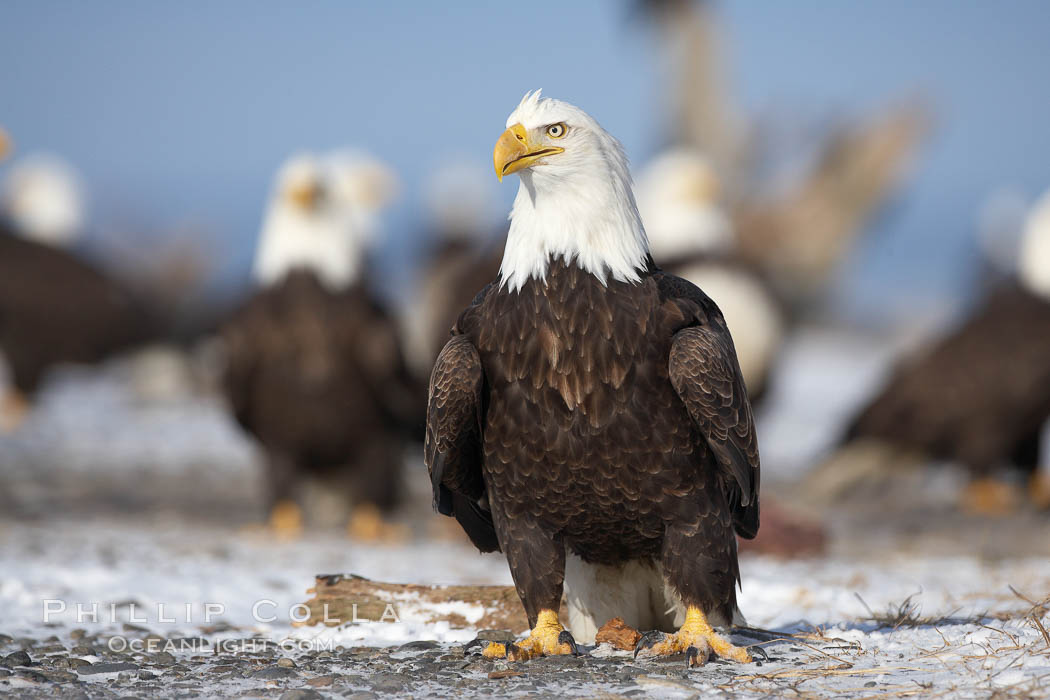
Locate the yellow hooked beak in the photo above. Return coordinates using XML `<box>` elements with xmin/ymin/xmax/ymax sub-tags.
<box><xmin>493</xmin><ymin>123</ymin><xmax>564</xmax><ymax>182</ymax></box>
<box><xmin>288</xmin><ymin>180</ymin><xmax>322</xmax><ymax>210</ymax></box>
<box><xmin>0</xmin><ymin>128</ymin><xmax>10</xmax><ymax>161</ymax></box>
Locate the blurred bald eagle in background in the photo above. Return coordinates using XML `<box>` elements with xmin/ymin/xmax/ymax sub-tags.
<box><xmin>638</xmin><ymin>0</ymin><xmax>929</xmax><ymax>313</ymax></box>
<box><xmin>0</xmin><ymin>142</ymin><xmax>154</xmax><ymax>430</ymax></box>
<box><xmin>636</xmin><ymin>149</ymin><xmax>784</xmax><ymax>402</ymax></box>
<box><xmin>815</xmin><ymin>189</ymin><xmax>1050</xmax><ymax>513</ymax></box>
<box><xmin>401</xmin><ymin>161</ymin><xmax>505</xmax><ymax>380</ymax></box>
<box><xmin>221</xmin><ymin>153</ymin><xmax>422</xmax><ymax>536</ymax></box>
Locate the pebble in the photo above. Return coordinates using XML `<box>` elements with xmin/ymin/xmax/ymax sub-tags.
<box><xmin>41</xmin><ymin>669</ymin><xmax>78</xmax><ymax>683</ymax></box>
<box><xmin>277</xmin><ymin>656</ymin><xmax>296</xmax><ymax>668</ymax></box>
<box><xmin>488</xmin><ymin>669</ymin><xmax>523</xmax><ymax>679</ymax></box>
<box><xmin>2</xmin><ymin>650</ymin><xmax>32</xmax><ymax>667</ymax></box>
<box><xmin>370</xmin><ymin>673</ymin><xmax>409</xmax><ymax>693</ymax></box>
<box><xmin>251</xmin><ymin>666</ymin><xmax>298</xmax><ymax>679</ymax></box>
<box><xmin>152</xmin><ymin>651</ymin><xmax>176</xmax><ymax>666</ymax></box>
<box><xmin>531</xmin><ymin>654</ymin><xmax>584</xmax><ymax>668</ymax></box>
<box><xmin>306</xmin><ymin>674</ymin><xmax>336</xmax><ymax>687</ymax></box>
<box><xmin>76</xmin><ymin>661</ymin><xmax>139</xmax><ymax>675</ymax></box>
<box><xmin>279</xmin><ymin>691</ymin><xmax>324</xmax><ymax>700</ymax></box>
<box><xmin>15</xmin><ymin>669</ymin><xmax>50</xmax><ymax>683</ymax></box>
<box><xmin>399</xmin><ymin>640</ymin><xmax>439</xmax><ymax>651</ymax></box>
<box><xmin>474</xmin><ymin>629</ymin><xmax>515</xmax><ymax>642</ymax></box>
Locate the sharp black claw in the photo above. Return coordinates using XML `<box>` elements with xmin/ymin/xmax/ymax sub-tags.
<box><xmin>464</xmin><ymin>638</ymin><xmax>482</xmax><ymax>652</ymax></box>
<box><xmin>557</xmin><ymin>630</ymin><xmax>581</xmax><ymax>656</ymax></box>
<box><xmin>685</xmin><ymin>645</ymin><xmax>706</xmax><ymax>668</ymax></box>
<box><xmin>633</xmin><ymin>629</ymin><xmax>666</xmax><ymax>659</ymax></box>
<box><xmin>505</xmin><ymin>642</ymin><xmax>521</xmax><ymax>659</ymax></box>
<box><xmin>750</xmin><ymin>644</ymin><xmax>769</xmax><ymax>661</ymax></box>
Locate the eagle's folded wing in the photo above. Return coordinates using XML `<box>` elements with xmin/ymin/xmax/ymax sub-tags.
<box><xmin>669</xmin><ymin>325</ymin><xmax>761</xmax><ymax>539</ymax></box>
<box><xmin>425</xmin><ymin>334</ymin><xmax>499</xmax><ymax>552</ymax></box>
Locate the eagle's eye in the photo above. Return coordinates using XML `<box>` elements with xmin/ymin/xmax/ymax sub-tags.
<box><xmin>546</xmin><ymin>123</ymin><xmax>567</xmax><ymax>139</ymax></box>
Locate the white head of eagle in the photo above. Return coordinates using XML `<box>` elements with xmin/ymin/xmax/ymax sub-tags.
<box><xmin>494</xmin><ymin>91</ymin><xmax>650</xmax><ymax>292</ymax></box>
<box><xmin>1</xmin><ymin>153</ymin><xmax>85</xmax><ymax>248</ymax></box>
<box><xmin>252</xmin><ymin>152</ymin><xmax>397</xmax><ymax>292</ymax></box>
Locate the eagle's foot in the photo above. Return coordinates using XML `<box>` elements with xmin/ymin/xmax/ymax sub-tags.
<box><xmin>347</xmin><ymin>504</ymin><xmax>409</xmax><ymax>543</ymax></box>
<box><xmin>960</xmin><ymin>477</ymin><xmax>1021</xmax><ymax>516</ymax></box>
<box><xmin>482</xmin><ymin>610</ymin><xmax>578</xmax><ymax>661</ymax></box>
<box><xmin>0</xmin><ymin>391</ymin><xmax>29</xmax><ymax>433</ymax></box>
<box><xmin>1029</xmin><ymin>473</ymin><xmax>1050</xmax><ymax>510</ymax></box>
<box><xmin>268</xmin><ymin>500</ymin><xmax>304</xmax><ymax>538</ymax></box>
<box><xmin>634</xmin><ymin>606</ymin><xmax>751</xmax><ymax>664</ymax></box>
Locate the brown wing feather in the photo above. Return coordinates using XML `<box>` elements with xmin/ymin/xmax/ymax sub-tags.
<box><xmin>425</xmin><ymin>333</ymin><xmax>498</xmax><ymax>552</ymax></box>
<box><xmin>668</xmin><ymin>311</ymin><xmax>761</xmax><ymax>539</ymax></box>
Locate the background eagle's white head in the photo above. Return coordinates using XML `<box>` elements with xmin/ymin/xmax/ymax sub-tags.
<box><xmin>1018</xmin><ymin>188</ymin><xmax>1050</xmax><ymax>300</ymax></box>
<box><xmin>252</xmin><ymin>152</ymin><xmax>396</xmax><ymax>292</ymax></box>
<box><xmin>494</xmin><ymin>91</ymin><xmax>650</xmax><ymax>292</ymax></box>
<box><xmin>635</xmin><ymin>149</ymin><xmax>734</xmax><ymax>261</ymax></box>
<box><xmin>1</xmin><ymin>153</ymin><xmax>85</xmax><ymax>248</ymax></box>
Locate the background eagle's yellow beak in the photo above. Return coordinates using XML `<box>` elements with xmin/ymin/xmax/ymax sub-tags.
<box><xmin>493</xmin><ymin>123</ymin><xmax>563</xmax><ymax>182</ymax></box>
<box><xmin>289</xmin><ymin>181</ymin><xmax>322</xmax><ymax>210</ymax></box>
<box><xmin>0</xmin><ymin>127</ymin><xmax>10</xmax><ymax>161</ymax></box>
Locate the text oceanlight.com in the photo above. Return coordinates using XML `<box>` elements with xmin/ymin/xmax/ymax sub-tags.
<box><xmin>106</xmin><ymin>637</ymin><xmax>340</xmax><ymax>653</ymax></box>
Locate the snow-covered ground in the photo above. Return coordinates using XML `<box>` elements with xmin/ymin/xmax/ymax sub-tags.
<box><xmin>2</xmin><ymin>328</ymin><xmax>1049</xmax><ymax>697</ymax></box>
<box><xmin>1</xmin><ymin>517</ymin><xmax>1048</xmax><ymax>697</ymax></box>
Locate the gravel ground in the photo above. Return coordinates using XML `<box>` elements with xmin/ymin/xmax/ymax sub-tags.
<box><xmin>0</xmin><ymin>630</ymin><xmax>861</xmax><ymax>700</ymax></box>
<box><xmin>3</xmin><ymin>616</ymin><xmax>1045</xmax><ymax>699</ymax></box>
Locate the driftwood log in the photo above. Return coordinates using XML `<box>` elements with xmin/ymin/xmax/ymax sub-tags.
<box><xmin>296</xmin><ymin>575</ymin><xmax>569</xmax><ymax>632</ymax></box>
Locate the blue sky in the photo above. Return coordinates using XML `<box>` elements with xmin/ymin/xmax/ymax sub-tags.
<box><xmin>3</xmin><ymin>1</ymin><xmax>1049</xmax><ymax>313</ymax></box>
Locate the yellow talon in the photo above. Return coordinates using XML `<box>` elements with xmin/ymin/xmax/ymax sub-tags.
<box><xmin>1030</xmin><ymin>472</ymin><xmax>1050</xmax><ymax>511</ymax></box>
<box><xmin>960</xmin><ymin>477</ymin><xmax>1021</xmax><ymax>516</ymax></box>
<box><xmin>347</xmin><ymin>504</ymin><xmax>410</xmax><ymax>543</ymax></box>
<box><xmin>0</xmin><ymin>390</ymin><xmax>29</xmax><ymax>433</ymax></box>
<box><xmin>482</xmin><ymin>641</ymin><xmax>507</xmax><ymax>659</ymax></box>
<box><xmin>641</xmin><ymin>606</ymin><xmax>751</xmax><ymax>664</ymax></box>
<box><xmin>268</xmin><ymin>500</ymin><xmax>303</xmax><ymax>538</ymax></box>
<box><xmin>482</xmin><ymin>609</ymin><xmax>575</xmax><ymax>661</ymax></box>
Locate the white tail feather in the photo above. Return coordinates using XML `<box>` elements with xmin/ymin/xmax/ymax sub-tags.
<box><xmin>564</xmin><ymin>553</ymin><xmax>746</xmax><ymax>643</ymax></box>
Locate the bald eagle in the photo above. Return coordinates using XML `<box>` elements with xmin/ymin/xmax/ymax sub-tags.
<box><xmin>425</xmin><ymin>93</ymin><xmax>759</xmax><ymax>663</ymax></box>
<box><xmin>0</xmin><ymin>151</ymin><xmax>153</xmax><ymax>429</ymax></box>
<box><xmin>836</xmin><ymin>189</ymin><xmax>1050</xmax><ymax>512</ymax></box>
<box><xmin>222</xmin><ymin>153</ymin><xmax>421</xmax><ymax>533</ymax></box>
